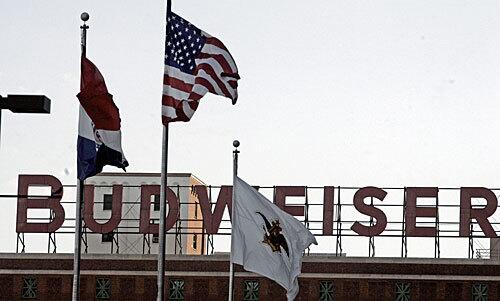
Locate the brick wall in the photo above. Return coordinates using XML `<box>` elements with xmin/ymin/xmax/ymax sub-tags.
<box><xmin>0</xmin><ymin>254</ymin><xmax>498</xmax><ymax>300</ymax></box>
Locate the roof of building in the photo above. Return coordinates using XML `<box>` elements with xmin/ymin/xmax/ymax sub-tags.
<box><xmin>92</xmin><ymin>172</ymin><xmax>205</xmax><ymax>185</ymax></box>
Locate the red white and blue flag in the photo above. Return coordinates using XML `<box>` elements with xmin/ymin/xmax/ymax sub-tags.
<box><xmin>77</xmin><ymin>57</ymin><xmax>128</xmax><ymax>180</ymax></box>
<box><xmin>162</xmin><ymin>12</ymin><xmax>240</xmax><ymax>124</ymax></box>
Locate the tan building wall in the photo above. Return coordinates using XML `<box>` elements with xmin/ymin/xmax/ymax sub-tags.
<box><xmin>184</xmin><ymin>176</ymin><xmax>205</xmax><ymax>255</ymax></box>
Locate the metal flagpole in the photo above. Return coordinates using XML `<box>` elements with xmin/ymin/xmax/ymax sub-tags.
<box><xmin>157</xmin><ymin>124</ymin><xmax>169</xmax><ymax>300</ymax></box>
<box><xmin>228</xmin><ymin>140</ymin><xmax>239</xmax><ymax>301</ymax></box>
<box><xmin>72</xmin><ymin>180</ymin><xmax>84</xmax><ymax>300</ymax></box>
<box><xmin>157</xmin><ymin>1</ymin><xmax>172</xmax><ymax>300</ymax></box>
<box><xmin>72</xmin><ymin>12</ymin><xmax>89</xmax><ymax>301</ymax></box>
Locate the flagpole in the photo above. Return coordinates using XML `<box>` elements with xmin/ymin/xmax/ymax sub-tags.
<box><xmin>157</xmin><ymin>124</ymin><xmax>169</xmax><ymax>301</ymax></box>
<box><xmin>72</xmin><ymin>180</ymin><xmax>84</xmax><ymax>301</ymax></box>
<box><xmin>72</xmin><ymin>12</ymin><xmax>89</xmax><ymax>301</ymax></box>
<box><xmin>157</xmin><ymin>1</ymin><xmax>172</xmax><ymax>300</ymax></box>
<box><xmin>228</xmin><ymin>140</ymin><xmax>239</xmax><ymax>301</ymax></box>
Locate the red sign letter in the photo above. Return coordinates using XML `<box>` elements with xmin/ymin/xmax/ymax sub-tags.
<box><xmin>139</xmin><ymin>185</ymin><xmax>179</xmax><ymax>234</ymax></box>
<box><xmin>16</xmin><ymin>175</ymin><xmax>65</xmax><ymax>233</ymax></box>
<box><xmin>405</xmin><ymin>187</ymin><xmax>438</xmax><ymax>237</ymax></box>
<box><xmin>323</xmin><ymin>187</ymin><xmax>335</xmax><ymax>235</ymax></box>
<box><xmin>351</xmin><ymin>187</ymin><xmax>388</xmax><ymax>236</ymax></box>
<box><xmin>194</xmin><ymin>185</ymin><xmax>232</xmax><ymax>234</ymax></box>
<box><xmin>459</xmin><ymin>187</ymin><xmax>497</xmax><ymax>237</ymax></box>
<box><xmin>83</xmin><ymin>185</ymin><xmax>123</xmax><ymax>234</ymax></box>
<box><xmin>275</xmin><ymin>186</ymin><xmax>305</xmax><ymax>216</ymax></box>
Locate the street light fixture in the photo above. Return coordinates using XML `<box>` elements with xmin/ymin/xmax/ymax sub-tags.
<box><xmin>0</xmin><ymin>94</ymin><xmax>51</xmax><ymax>144</ymax></box>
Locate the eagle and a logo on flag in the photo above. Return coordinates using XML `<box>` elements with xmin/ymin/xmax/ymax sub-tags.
<box><xmin>257</xmin><ymin>212</ymin><xmax>290</xmax><ymax>256</ymax></box>
<box><xmin>232</xmin><ymin>177</ymin><xmax>318</xmax><ymax>301</ymax></box>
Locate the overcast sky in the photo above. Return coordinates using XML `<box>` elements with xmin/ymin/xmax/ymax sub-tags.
<box><xmin>1</xmin><ymin>1</ymin><xmax>500</xmax><ymax>256</ymax></box>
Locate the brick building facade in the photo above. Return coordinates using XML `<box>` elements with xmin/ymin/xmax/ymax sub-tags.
<box><xmin>0</xmin><ymin>253</ymin><xmax>498</xmax><ymax>300</ymax></box>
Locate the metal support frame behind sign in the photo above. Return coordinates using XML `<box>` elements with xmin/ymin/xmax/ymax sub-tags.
<box><xmin>111</xmin><ymin>232</ymin><xmax>119</xmax><ymax>254</ymax></box>
<box><xmin>368</xmin><ymin>196</ymin><xmax>375</xmax><ymax>257</ymax></box>
<box><xmin>401</xmin><ymin>187</ymin><xmax>408</xmax><ymax>258</ymax></box>
<box><xmin>143</xmin><ymin>234</ymin><xmax>152</xmax><ymax>254</ymax></box>
<box><xmin>16</xmin><ymin>233</ymin><xmax>25</xmax><ymax>253</ymax></box>
<box><xmin>434</xmin><ymin>190</ymin><xmax>440</xmax><ymax>258</ymax></box>
<box><xmin>48</xmin><ymin>210</ymin><xmax>57</xmax><ymax>253</ymax></box>
<box><xmin>82</xmin><ymin>225</ymin><xmax>88</xmax><ymax>254</ymax></box>
<box><xmin>207</xmin><ymin>185</ymin><xmax>214</xmax><ymax>255</ymax></box>
<box><xmin>335</xmin><ymin>186</ymin><xmax>342</xmax><ymax>256</ymax></box>
<box><xmin>305</xmin><ymin>187</ymin><xmax>310</xmax><ymax>255</ymax></box>
<box><xmin>469</xmin><ymin>223</ymin><xmax>475</xmax><ymax>259</ymax></box>
<box><xmin>9</xmin><ymin>182</ymin><xmax>500</xmax><ymax>259</ymax></box>
<box><xmin>174</xmin><ymin>185</ymin><xmax>183</xmax><ymax>255</ymax></box>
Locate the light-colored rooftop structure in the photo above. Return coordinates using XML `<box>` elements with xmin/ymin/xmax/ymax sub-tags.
<box><xmin>84</xmin><ymin>172</ymin><xmax>206</xmax><ymax>255</ymax></box>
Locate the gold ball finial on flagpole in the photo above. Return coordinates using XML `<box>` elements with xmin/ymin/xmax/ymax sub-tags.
<box><xmin>81</xmin><ymin>12</ymin><xmax>90</xmax><ymax>22</ymax></box>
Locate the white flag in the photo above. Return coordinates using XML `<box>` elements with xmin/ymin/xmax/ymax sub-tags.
<box><xmin>231</xmin><ymin>176</ymin><xmax>317</xmax><ymax>301</ymax></box>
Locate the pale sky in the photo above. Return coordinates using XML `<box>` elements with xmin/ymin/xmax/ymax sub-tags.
<box><xmin>1</xmin><ymin>1</ymin><xmax>500</xmax><ymax>256</ymax></box>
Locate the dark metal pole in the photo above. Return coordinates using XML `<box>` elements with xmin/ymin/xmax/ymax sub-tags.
<box><xmin>72</xmin><ymin>180</ymin><xmax>84</xmax><ymax>300</ymax></box>
<box><xmin>157</xmin><ymin>2</ymin><xmax>172</xmax><ymax>300</ymax></box>
<box><xmin>72</xmin><ymin>12</ymin><xmax>89</xmax><ymax>301</ymax></box>
<box><xmin>157</xmin><ymin>124</ymin><xmax>169</xmax><ymax>301</ymax></box>
<box><xmin>228</xmin><ymin>140</ymin><xmax>239</xmax><ymax>301</ymax></box>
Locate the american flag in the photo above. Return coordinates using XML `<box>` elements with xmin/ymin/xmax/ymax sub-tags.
<box><xmin>162</xmin><ymin>12</ymin><xmax>240</xmax><ymax>124</ymax></box>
